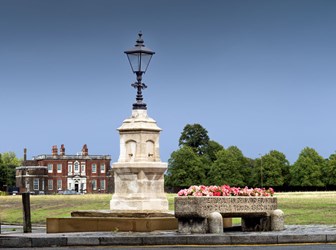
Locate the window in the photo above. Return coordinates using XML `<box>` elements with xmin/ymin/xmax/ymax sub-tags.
<box><xmin>33</xmin><ymin>179</ymin><xmax>39</xmax><ymax>190</ymax></box>
<box><xmin>42</xmin><ymin>180</ymin><xmax>45</xmax><ymax>191</ymax></box>
<box><xmin>48</xmin><ymin>164</ymin><xmax>53</xmax><ymax>173</ymax></box>
<box><xmin>92</xmin><ymin>179</ymin><xmax>97</xmax><ymax>190</ymax></box>
<box><xmin>57</xmin><ymin>164</ymin><xmax>62</xmax><ymax>173</ymax></box>
<box><xmin>92</xmin><ymin>164</ymin><xmax>97</xmax><ymax>173</ymax></box>
<box><xmin>57</xmin><ymin>179</ymin><xmax>62</xmax><ymax>190</ymax></box>
<box><xmin>100</xmin><ymin>164</ymin><xmax>105</xmax><ymax>173</ymax></box>
<box><xmin>68</xmin><ymin>163</ymin><xmax>72</xmax><ymax>174</ymax></box>
<box><xmin>100</xmin><ymin>180</ymin><xmax>105</xmax><ymax>190</ymax></box>
<box><xmin>74</xmin><ymin>161</ymin><xmax>79</xmax><ymax>173</ymax></box>
<box><xmin>81</xmin><ymin>163</ymin><xmax>86</xmax><ymax>174</ymax></box>
<box><xmin>48</xmin><ymin>180</ymin><xmax>53</xmax><ymax>190</ymax></box>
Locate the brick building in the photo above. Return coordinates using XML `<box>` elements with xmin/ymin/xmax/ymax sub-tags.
<box><xmin>16</xmin><ymin>145</ymin><xmax>113</xmax><ymax>194</ymax></box>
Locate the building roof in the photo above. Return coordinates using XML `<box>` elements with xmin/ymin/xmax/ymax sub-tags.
<box><xmin>16</xmin><ymin>166</ymin><xmax>48</xmax><ymax>170</ymax></box>
<box><xmin>32</xmin><ymin>154</ymin><xmax>111</xmax><ymax>161</ymax></box>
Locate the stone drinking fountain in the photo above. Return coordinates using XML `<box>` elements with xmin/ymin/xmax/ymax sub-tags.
<box><xmin>46</xmin><ymin>33</ymin><xmax>283</xmax><ymax>234</ymax></box>
<box><xmin>47</xmin><ymin>33</ymin><xmax>177</xmax><ymax>233</ymax></box>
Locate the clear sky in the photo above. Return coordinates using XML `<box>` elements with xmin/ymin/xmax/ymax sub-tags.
<box><xmin>1</xmin><ymin>0</ymin><xmax>336</xmax><ymax>164</ymax></box>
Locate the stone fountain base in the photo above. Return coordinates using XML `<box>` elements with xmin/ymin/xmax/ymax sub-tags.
<box><xmin>46</xmin><ymin>210</ymin><xmax>178</xmax><ymax>233</ymax></box>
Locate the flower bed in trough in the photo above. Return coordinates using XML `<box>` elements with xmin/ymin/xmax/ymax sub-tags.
<box><xmin>175</xmin><ymin>185</ymin><xmax>284</xmax><ymax>234</ymax></box>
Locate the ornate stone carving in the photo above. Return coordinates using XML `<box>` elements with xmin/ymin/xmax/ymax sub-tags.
<box><xmin>175</xmin><ymin>196</ymin><xmax>278</xmax><ymax>218</ymax></box>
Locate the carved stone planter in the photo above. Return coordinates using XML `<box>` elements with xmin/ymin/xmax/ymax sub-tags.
<box><xmin>175</xmin><ymin>196</ymin><xmax>284</xmax><ymax>234</ymax></box>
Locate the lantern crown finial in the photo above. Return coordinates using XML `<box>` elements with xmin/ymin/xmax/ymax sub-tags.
<box><xmin>135</xmin><ymin>32</ymin><xmax>144</xmax><ymax>46</ymax></box>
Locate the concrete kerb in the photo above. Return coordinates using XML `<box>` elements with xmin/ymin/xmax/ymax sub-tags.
<box><xmin>1</xmin><ymin>225</ymin><xmax>336</xmax><ymax>248</ymax></box>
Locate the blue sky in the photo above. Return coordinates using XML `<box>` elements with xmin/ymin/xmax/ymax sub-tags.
<box><xmin>1</xmin><ymin>0</ymin><xmax>336</xmax><ymax>164</ymax></box>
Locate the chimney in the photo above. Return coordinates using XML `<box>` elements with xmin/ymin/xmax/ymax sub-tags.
<box><xmin>82</xmin><ymin>144</ymin><xmax>88</xmax><ymax>156</ymax></box>
<box><xmin>52</xmin><ymin>145</ymin><xmax>58</xmax><ymax>156</ymax></box>
<box><xmin>24</xmin><ymin>148</ymin><xmax>27</xmax><ymax>161</ymax></box>
<box><xmin>60</xmin><ymin>144</ymin><xmax>65</xmax><ymax>156</ymax></box>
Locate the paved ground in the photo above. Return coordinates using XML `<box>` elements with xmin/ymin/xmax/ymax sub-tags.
<box><xmin>1</xmin><ymin>224</ymin><xmax>336</xmax><ymax>248</ymax></box>
<box><xmin>2</xmin><ymin>244</ymin><xmax>336</xmax><ymax>250</ymax></box>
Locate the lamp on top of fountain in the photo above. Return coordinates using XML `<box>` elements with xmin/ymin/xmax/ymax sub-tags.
<box><xmin>124</xmin><ymin>32</ymin><xmax>155</xmax><ymax>110</ymax></box>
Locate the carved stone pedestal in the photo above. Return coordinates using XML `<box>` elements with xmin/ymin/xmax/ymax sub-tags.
<box><xmin>110</xmin><ymin>109</ymin><xmax>169</xmax><ymax>212</ymax></box>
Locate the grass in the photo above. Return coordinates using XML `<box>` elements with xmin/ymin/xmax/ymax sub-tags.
<box><xmin>0</xmin><ymin>192</ymin><xmax>335</xmax><ymax>225</ymax></box>
<box><xmin>276</xmin><ymin>191</ymin><xmax>336</xmax><ymax>225</ymax></box>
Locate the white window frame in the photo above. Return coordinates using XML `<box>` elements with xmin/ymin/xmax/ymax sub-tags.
<box><xmin>92</xmin><ymin>164</ymin><xmax>97</xmax><ymax>173</ymax></box>
<box><xmin>92</xmin><ymin>179</ymin><xmax>97</xmax><ymax>190</ymax></box>
<box><xmin>68</xmin><ymin>163</ymin><xmax>72</xmax><ymax>174</ymax></box>
<box><xmin>100</xmin><ymin>179</ymin><xmax>105</xmax><ymax>190</ymax></box>
<box><xmin>57</xmin><ymin>179</ymin><xmax>62</xmax><ymax>190</ymax></box>
<box><xmin>100</xmin><ymin>164</ymin><xmax>105</xmax><ymax>173</ymax></box>
<box><xmin>81</xmin><ymin>162</ymin><xmax>86</xmax><ymax>174</ymax></box>
<box><xmin>48</xmin><ymin>180</ymin><xmax>53</xmax><ymax>190</ymax></box>
<box><xmin>74</xmin><ymin>161</ymin><xmax>79</xmax><ymax>173</ymax></box>
<box><xmin>33</xmin><ymin>178</ymin><xmax>39</xmax><ymax>190</ymax></box>
<box><xmin>48</xmin><ymin>164</ymin><xmax>53</xmax><ymax>173</ymax></box>
<box><xmin>57</xmin><ymin>164</ymin><xmax>62</xmax><ymax>173</ymax></box>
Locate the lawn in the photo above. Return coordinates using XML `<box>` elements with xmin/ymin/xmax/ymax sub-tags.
<box><xmin>0</xmin><ymin>192</ymin><xmax>335</xmax><ymax>225</ymax></box>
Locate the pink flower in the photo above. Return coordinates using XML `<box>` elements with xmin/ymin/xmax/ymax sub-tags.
<box><xmin>177</xmin><ymin>185</ymin><xmax>275</xmax><ymax>197</ymax></box>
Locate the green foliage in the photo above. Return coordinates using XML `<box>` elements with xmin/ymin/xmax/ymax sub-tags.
<box><xmin>208</xmin><ymin>146</ymin><xmax>246</xmax><ymax>186</ymax></box>
<box><xmin>203</xmin><ymin>140</ymin><xmax>224</xmax><ymax>162</ymax></box>
<box><xmin>179</xmin><ymin>124</ymin><xmax>210</xmax><ymax>155</ymax></box>
<box><xmin>290</xmin><ymin>147</ymin><xmax>325</xmax><ymax>187</ymax></box>
<box><xmin>165</xmin><ymin>146</ymin><xmax>206</xmax><ymax>187</ymax></box>
<box><xmin>324</xmin><ymin>153</ymin><xmax>336</xmax><ymax>186</ymax></box>
<box><xmin>241</xmin><ymin>158</ymin><xmax>254</xmax><ymax>187</ymax></box>
<box><xmin>167</xmin><ymin>123</ymin><xmax>332</xmax><ymax>189</ymax></box>
<box><xmin>256</xmin><ymin>150</ymin><xmax>290</xmax><ymax>187</ymax></box>
<box><xmin>0</xmin><ymin>152</ymin><xmax>21</xmax><ymax>189</ymax></box>
<box><xmin>166</xmin><ymin>124</ymin><xmax>221</xmax><ymax>187</ymax></box>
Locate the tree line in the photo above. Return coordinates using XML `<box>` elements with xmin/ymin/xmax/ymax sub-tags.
<box><xmin>0</xmin><ymin>152</ymin><xmax>20</xmax><ymax>192</ymax></box>
<box><xmin>165</xmin><ymin>124</ymin><xmax>336</xmax><ymax>191</ymax></box>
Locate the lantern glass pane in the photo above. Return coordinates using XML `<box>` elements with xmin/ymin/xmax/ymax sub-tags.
<box><xmin>127</xmin><ymin>52</ymin><xmax>153</xmax><ymax>73</ymax></box>
<box><xmin>140</xmin><ymin>53</ymin><xmax>153</xmax><ymax>73</ymax></box>
<box><xmin>126</xmin><ymin>53</ymin><xmax>140</xmax><ymax>73</ymax></box>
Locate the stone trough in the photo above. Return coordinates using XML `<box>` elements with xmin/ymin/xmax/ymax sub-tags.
<box><xmin>175</xmin><ymin>196</ymin><xmax>284</xmax><ymax>234</ymax></box>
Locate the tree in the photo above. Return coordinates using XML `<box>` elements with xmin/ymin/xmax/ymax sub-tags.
<box><xmin>242</xmin><ymin>158</ymin><xmax>255</xmax><ymax>187</ymax></box>
<box><xmin>0</xmin><ymin>152</ymin><xmax>21</xmax><ymax>190</ymax></box>
<box><xmin>324</xmin><ymin>153</ymin><xmax>336</xmax><ymax>186</ymax></box>
<box><xmin>290</xmin><ymin>147</ymin><xmax>325</xmax><ymax>187</ymax></box>
<box><xmin>179</xmin><ymin>124</ymin><xmax>210</xmax><ymax>155</ymax></box>
<box><xmin>208</xmin><ymin>146</ymin><xmax>246</xmax><ymax>186</ymax></box>
<box><xmin>259</xmin><ymin>150</ymin><xmax>289</xmax><ymax>187</ymax></box>
<box><xmin>204</xmin><ymin>140</ymin><xmax>224</xmax><ymax>161</ymax></box>
<box><xmin>165</xmin><ymin>146</ymin><xmax>206</xmax><ymax>187</ymax></box>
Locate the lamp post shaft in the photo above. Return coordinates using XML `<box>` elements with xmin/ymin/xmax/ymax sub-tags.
<box><xmin>131</xmin><ymin>72</ymin><xmax>147</xmax><ymax>110</ymax></box>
